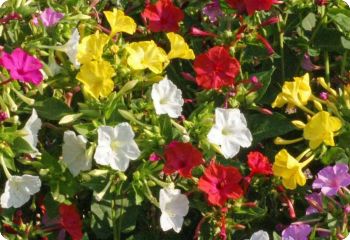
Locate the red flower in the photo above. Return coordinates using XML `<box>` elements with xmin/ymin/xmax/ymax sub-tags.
<box><xmin>193</xmin><ymin>46</ymin><xmax>240</xmax><ymax>89</ymax></box>
<box><xmin>226</xmin><ymin>0</ymin><xmax>279</xmax><ymax>16</ymax></box>
<box><xmin>198</xmin><ymin>162</ymin><xmax>243</xmax><ymax>206</ymax></box>
<box><xmin>59</xmin><ymin>204</ymin><xmax>83</xmax><ymax>240</ymax></box>
<box><xmin>141</xmin><ymin>0</ymin><xmax>184</xmax><ymax>32</ymax></box>
<box><xmin>164</xmin><ymin>141</ymin><xmax>203</xmax><ymax>177</ymax></box>
<box><xmin>247</xmin><ymin>151</ymin><xmax>272</xmax><ymax>176</ymax></box>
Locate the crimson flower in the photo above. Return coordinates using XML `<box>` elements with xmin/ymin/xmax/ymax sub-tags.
<box><xmin>226</xmin><ymin>0</ymin><xmax>279</xmax><ymax>16</ymax></box>
<box><xmin>59</xmin><ymin>204</ymin><xmax>83</xmax><ymax>240</ymax></box>
<box><xmin>198</xmin><ymin>162</ymin><xmax>243</xmax><ymax>206</ymax></box>
<box><xmin>0</xmin><ymin>48</ymin><xmax>43</xmax><ymax>85</ymax></box>
<box><xmin>164</xmin><ymin>141</ymin><xmax>203</xmax><ymax>178</ymax></box>
<box><xmin>193</xmin><ymin>46</ymin><xmax>240</xmax><ymax>90</ymax></box>
<box><xmin>141</xmin><ymin>0</ymin><xmax>184</xmax><ymax>32</ymax></box>
<box><xmin>247</xmin><ymin>151</ymin><xmax>273</xmax><ymax>177</ymax></box>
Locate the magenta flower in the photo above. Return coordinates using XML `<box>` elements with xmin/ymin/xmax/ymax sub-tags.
<box><xmin>282</xmin><ymin>224</ymin><xmax>312</xmax><ymax>240</ymax></box>
<box><xmin>203</xmin><ymin>0</ymin><xmax>223</xmax><ymax>23</ymax></box>
<box><xmin>0</xmin><ymin>48</ymin><xmax>43</xmax><ymax>85</ymax></box>
<box><xmin>313</xmin><ymin>163</ymin><xmax>350</xmax><ymax>196</ymax></box>
<box><xmin>305</xmin><ymin>192</ymin><xmax>322</xmax><ymax>215</ymax></box>
<box><xmin>33</xmin><ymin>8</ymin><xmax>64</xmax><ymax>27</ymax></box>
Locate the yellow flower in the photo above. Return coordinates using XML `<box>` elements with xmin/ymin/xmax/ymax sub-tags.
<box><xmin>126</xmin><ymin>41</ymin><xmax>169</xmax><ymax>74</ymax></box>
<box><xmin>303</xmin><ymin>111</ymin><xmax>342</xmax><ymax>149</ymax></box>
<box><xmin>77</xmin><ymin>31</ymin><xmax>110</xmax><ymax>65</ymax></box>
<box><xmin>104</xmin><ymin>9</ymin><xmax>136</xmax><ymax>36</ymax></box>
<box><xmin>76</xmin><ymin>60</ymin><xmax>115</xmax><ymax>99</ymax></box>
<box><xmin>166</xmin><ymin>32</ymin><xmax>195</xmax><ymax>60</ymax></box>
<box><xmin>272</xmin><ymin>149</ymin><xmax>307</xmax><ymax>190</ymax></box>
<box><xmin>272</xmin><ymin>73</ymin><xmax>312</xmax><ymax>109</ymax></box>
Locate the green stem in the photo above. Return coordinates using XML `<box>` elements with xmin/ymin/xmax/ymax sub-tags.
<box><xmin>277</xmin><ymin>15</ymin><xmax>285</xmax><ymax>81</ymax></box>
<box><xmin>341</xmin><ymin>50</ymin><xmax>348</xmax><ymax>76</ymax></box>
<box><xmin>112</xmin><ymin>196</ymin><xmax>118</xmax><ymax>240</ymax></box>
<box><xmin>324</xmin><ymin>50</ymin><xmax>330</xmax><ymax>82</ymax></box>
<box><xmin>0</xmin><ymin>154</ymin><xmax>12</xmax><ymax>179</ymax></box>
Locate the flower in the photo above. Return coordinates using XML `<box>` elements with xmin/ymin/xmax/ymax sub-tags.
<box><xmin>0</xmin><ymin>233</ymin><xmax>6</xmax><ymax>239</ymax></box>
<box><xmin>94</xmin><ymin>123</ymin><xmax>141</xmax><ymax>171</ymax></box>
<box><xmin>272</xmin><ymin>73</ymin><xmax>312</xmax><ymax>109</ymax></box>
<box><xmin>198</xmin><ymin>162</ymin><xmax>243</xmax><ymax>206</ymax></box>
<box><xmin>22</xmin><ymin>109</ymin><xmax>42</xmax><ymax>154</ymax></box>
<box><xmin>193</xmin><ymin>46</ymin><xmax>240</xmax><ymax>89</ymax></box>
<box><xmin>247</xmin><ymin>151</ymin><xmax>272</xmax><ymax>176</ymax></box>
<box><xmin>126</xmin><ymin>41</ymin><xmax>169</xmax><ymax>74</ymax></box>
<box><xmin>166</xmin><ymin>32</ymin><xmax>195</xmax><ymax>60</ymax></box>
<box><xmin>33</xmin><ymin>8</ymin><xmax>64</xmax><ymax>27</ymax></box>
<box><xmin>55</xmin><ymin>28</ymin><xmax>80</xmax><ymax>68</ymax></box>
<box><xmin>151</xmin><ymin>76</ymin><xmax>184</xmax><ymax>118</ymax></box>
<box><xmin>250</xmin><ymin>230</ymin><xmax>269</xmax><ymax>240</ymax></box>
<box><xmin>305</xmin><ymin>192</ymin><xmax>323</xmax><ymax>215</ymax></box>
<box><xmin>104</xmin><ymin>8</ymin><xmax>136</xmax><ymax>36</ymax></box>
<box><xmin>76</xmin><ymin>60</ymin><xmax>115</xmax><ymax>99</ymax></box>
<box><xmin>226</xmin><ymin>0</ymin><xmax>279</xmax><ymax>16</ymax></box>
<box><xmin>0</xmin><ymin>0</ymin><xmax>7</xmax><ymax>7</ymax></box>
<box><xmin>164</xmin><ymin>141</ymin><xmax>203</xmax><ymax>177</ymax></box>
<box><xmin>142</xmin><ymin>0</ymin><xmax>184</xmax><ymax>32</ymax></box>
<box><xmin>77</xmin><ymin>31</ymin><xmax>110</xmax><ymax>65</ymax></box>
<box><xmin>272</xmin><ymin>149</ymin><xmax>307</xmax><ymax>190</ymax></box>
<box><xmin>1</xmin><ymin>175</ymin><xmax>41</xmax><ymax>208</ymax></box>
<box><xmin>345</xmin><ymin>0</ymin><xmax>350</xmax><ymax>7</ymax></box>
<box><xmin>312</xmin><ymin>163</ymin><xmax>350</xmax><ymax>196</ymax></box>
<box><xmin>159</xmin><ymin>187</ymin><xmax>189</xmax><ymax>233</ymax></box>
<box><xmin>282</xmin><ymin>224</ymin><xmax>312</xmax><ymax>240</ymax></box>
<box><xmin>0</xmin><ymin>48</ymin><xmax>43</xmax><ymax>85</ymax></box>
<box><xmin>59</xmin><ymin>204</ymin><xmax>83</xmax><ymax>240</ymax></box>
<box><xmin>303</xmin><ymin>111</ymin><xmax>342</xmax><ymax>149</ymax></box>
<box><xmin>203</xmin><ymin>0</ymin><xmax>223</xmax><ymax>23</ymax></box>
<box><xmin>62</xmin><ymin>131</ymin><xmax>92</xmax><ymax>177</ymax></box>
<box><xmin>207</xmin><ymin>108</ymin><xmax>252</xmax><ymax>159</ymax></box>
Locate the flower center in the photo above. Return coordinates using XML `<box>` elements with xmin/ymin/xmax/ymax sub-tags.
<box><xmin>110</xmin><ymin>141</ymin><xmax>120</xmax><ymax>151</ymax></box>
<box><xmin>221</xmin><ymin>127</ymin><xmax>233</xmax><ymax>136</ymax></box>
<box><xmin>159</xmin><ymin>97</ymin><xmax>168</xmax><ymax>105</ymax></box>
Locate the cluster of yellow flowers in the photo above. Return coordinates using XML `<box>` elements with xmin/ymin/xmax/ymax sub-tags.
<box><xmin>271</xmin><ymin>73</ymin><xmax>343</xmax><ymax>189</ymax></box>
<box><xmin>75</xmin><ymin>9</ymin><xmax>194</xmax><ymax>99</ymax></box>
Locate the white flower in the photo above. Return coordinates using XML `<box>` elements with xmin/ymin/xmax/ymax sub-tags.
<box><xmin>250</xmin><ymin>230</ymin><xmax>269</xmax><ymax>240</ymax></box>
<box><xmin>151</xmin><ymin>76</ymin><xmax>184</xmax><ymax>118</ymax></box>
<box><xmin>56</xmin><ymin>28</ymin><xmax>80</xmax><ymax>68</ymax></box>
<box><xmin>62</xmin><ymin>131</ymin><xmax>92</xmax><ymax>177</ymax></box>
<box><xmin>0</xmin><ymin>0</ymin><xmax>7</xmax><ymax>7</ymax></box>
<box><xmin>159</xmin><ymin>187</ymin><xmax>189</xmax><ymax>233</ymax></box>
<box><xmin>0</xmin><ymin>233</ymin><xmax>7</xmax><ymax>240</ymax></box>
<box><xmin>94</xmin><ymin>122</ymin><xmax>141</xmax><ymax>171</ymax></box>
<box><xmin>0</xmin><ymin>175</ymin><xmax>41</xmax><ymax>208</ymax></box>
<box><xmin>22</xmin><ymin>109</ymin><xmax>42</xmax><ymax>155</ymax></box>
<box><xmin>344</xmin><ymin>0</ymin><xmax>350</xmax><ymax>7</ymax></box>
<box><xmin>207</xmin><ymin>108</ymin><xmax>252</xmax><ymax>159</ymax></box>
<box><xmin>344</xmin><ymin>234</ymin><xmax>350</xmax><ymax>240</ymax></box>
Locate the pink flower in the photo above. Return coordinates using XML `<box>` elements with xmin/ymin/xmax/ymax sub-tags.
<box><xmin>0</xmin><ymin>48</ymin><xmax>43</xmax><ymax>85</ymax></box>
<box><xmin>33</xmin><ymin>8</ymin><xmax>64</xmax><ymax>27</ymax></box>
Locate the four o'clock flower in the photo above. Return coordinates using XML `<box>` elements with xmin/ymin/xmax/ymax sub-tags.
<box><xmin>159</xmin><ymin>187</ymin><xmax>189</xmax><ymax>233</ymax></box>
<box><xmin>151</xmin><ymin>76</ymin><xmax>184</xmax><ymax>118</ymax></box>
<box><xmin>312</xmin><ymin>163</ymin><xmax>350</xmax><ymax>196</ymax></box>
<box><xmin>33</xmin><ymin>8</ymin><xmax>64</xmax><ymax>27</ymax></box>
<box><xmin>250</xmin><ymin>230</ymin><xmax>269</xmax><ymax>240</ymax></box>
<box><xmin>207</xmin><ymin>108</ymin><xmax>252</xmax><ymax>159</ymax></box>
<box><xmin>0</xmin><ymin>232</ymin><xmax>6</xmax><ymax>240</ymax></box>
<box><xmin>22</xmin><ymin>109</ymin><xmax>42</xmax><ymax>156</ymax></box>
<box><xmin>55</xmin><ymin>28</ymin><xmax>80</xmax><ymax>68</ymax></box>
<box><xmin>345</xmin><ymin>0</ymin><xmax>350</xmax><ymax>7</ymax></box>
<box><xmin>62</xmin><ymin>131</ymin><xmax>92</xmax><ymax>177</ymax></box>
<box><xmin>0</xmin><ymin>0</ymin><xmax>7</xmax><ymax>7</ymax></box>
<box><xmin>94</xmin><ymin>123</ymin><xmax>141</xmax><ymax>171</ymax></box>
<box><xmin>282</xmin><ymin>223</ymin><xmax>312</xmax><ymax>240</ymax></box>
<box><xmin>0</xmin><ymin>174</ymin><xmax>41</xmax><ymax>208</ymax></box>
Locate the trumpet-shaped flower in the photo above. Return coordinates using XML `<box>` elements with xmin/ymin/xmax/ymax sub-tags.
<box><xmin>272</xmin><ymin>73</ymin><xmax>312</xmax><ymax>109</ymax></box>
<box><xmin>94</xmin><ymin>123</ymin><xmax>141</xmax><ymax>171</ymax></box>
<box><xmin>77</xmin><ymin>31</ymin><xmax>110</xmax><ymax>65</ymax></box>
<box><xmin>104</xmin><ymin>9</ymin><xmax>136</xmax><ymax>36</ymax></box>
<box><xmin>272</xmin><ymin>149</ymin><xmax>307</xmax><ymax>190</ymax></box>
<box><xmin>250</xmin><ymin>230</ymin><xmax>269</xmax><ymax>240</ymax></box>
<box><xmin>159</xmin><ymin>187</ymin><xmax>189</xmax><ymax>233</ymax></box>
<box><xmin>0</xmin><ymin>0</ymin><xmax>7</xmax><ymax>7</ymax></box>
<box><xmin>303</xmin><ymin>111</ymin><xmax>342</xmax><ymax>149</ymax></box>
<box><xmin>76</xmin><ymin>60</ymin><xmax>115</xmax><ymax>99</ymax></box>
<box><xmin>62</xmin><ymin>131</ymin><xmax>92</xmax><ymax>177</ymax></box>
<box><xmin>207</xmin><ymin>108</ymin><xmax>252</xmax><ymax>159</ymax></box>
<box><xmin>22</xmin><ymin>109</ymin><xmax>42</xmax><ymax>155</ymax></box>
<box><xmin>55</xmin><ymin>28</ymin><xmax>80</xmax><ymax>68</ymax></box>
<box><xmin>151</xmin><ymin>76</ymin><xmax>184</xmax><ymax>118</ymax></box>
<box><xmin>0</xmin><ymin>48</ymin><xmax>43</xmax><ymax>85</ymax></box>
<box><xmin>282</xmin><ymin>224</ymin><xmax>312</xmax><ymax>240</ymax></box>
<box><xmin>166</xmin><ymin>32</ymin><xmax>195</xmax><ymax>60</ymax></box>
<box><xmin>1</xmin><ymin>175</ymin><xmax>41</xmax><ymax>208</ymax></box>
<box><xmin>33</xmin><ymin>8</ymin><xmax>64</xmax><ymax>27</ymax></box>
<box><xmin>59</xmin><ymin>204</ymin><xmax>83</xmax><ymax>240</ymax></box>
<box><xmin>126</xmin><ymin>41</ymin><xmax>169</xmax><ymax>74</ymax></box>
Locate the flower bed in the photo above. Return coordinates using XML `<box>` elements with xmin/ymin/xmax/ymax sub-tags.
<box><xmin>0</xmin><ymin>0</ymin><xmax>350</xmax><ymax>239</ymax></box>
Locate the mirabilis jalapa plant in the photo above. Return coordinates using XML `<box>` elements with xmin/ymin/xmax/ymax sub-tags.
<box><xmin>0</xmin><ymin>0</ymin><xmax>350</xmax><ymax>239</ymax></box>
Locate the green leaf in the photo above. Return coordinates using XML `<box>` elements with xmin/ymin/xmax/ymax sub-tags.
<box><xmin>302</xmin><ymin>13</ymin><xmax>316</xmax><ymax>31</ymax></box>
<box><xmin>13</xmin><ymin>137</ymin><xmax>34</xmax><ymax>154</ymax></box>
<box><xmin>159</xmin><ymin>115</ymin><xmax>173</xmax><ymax>143</ymax></box>
<box><xmin>91</xmin><ymin>198</ymin><xmax>113</xmax><ymax>239</ymax></box>
<box><xmin>321</xmin><ymin>147</ymin><xmax>349</xmax><ymax>165</ymax></box>
<box><xmin>341</xmin><ymin>36</ymin><xmax>350</xmax><ymax>50</ymax></box>
<box><xmin>254</xmin><ymin>67</ymin><xmax>276</xmax><ymax>101</ymax></box>
<box><xmin>34</xmin><ymin>98</ymin><xmax>73</xmax><ymax>120</ymax></box>
<box><xmin>314</xmin><ymin>27</ymin><xmax>343</xmax><ymax>50</ymax></box>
